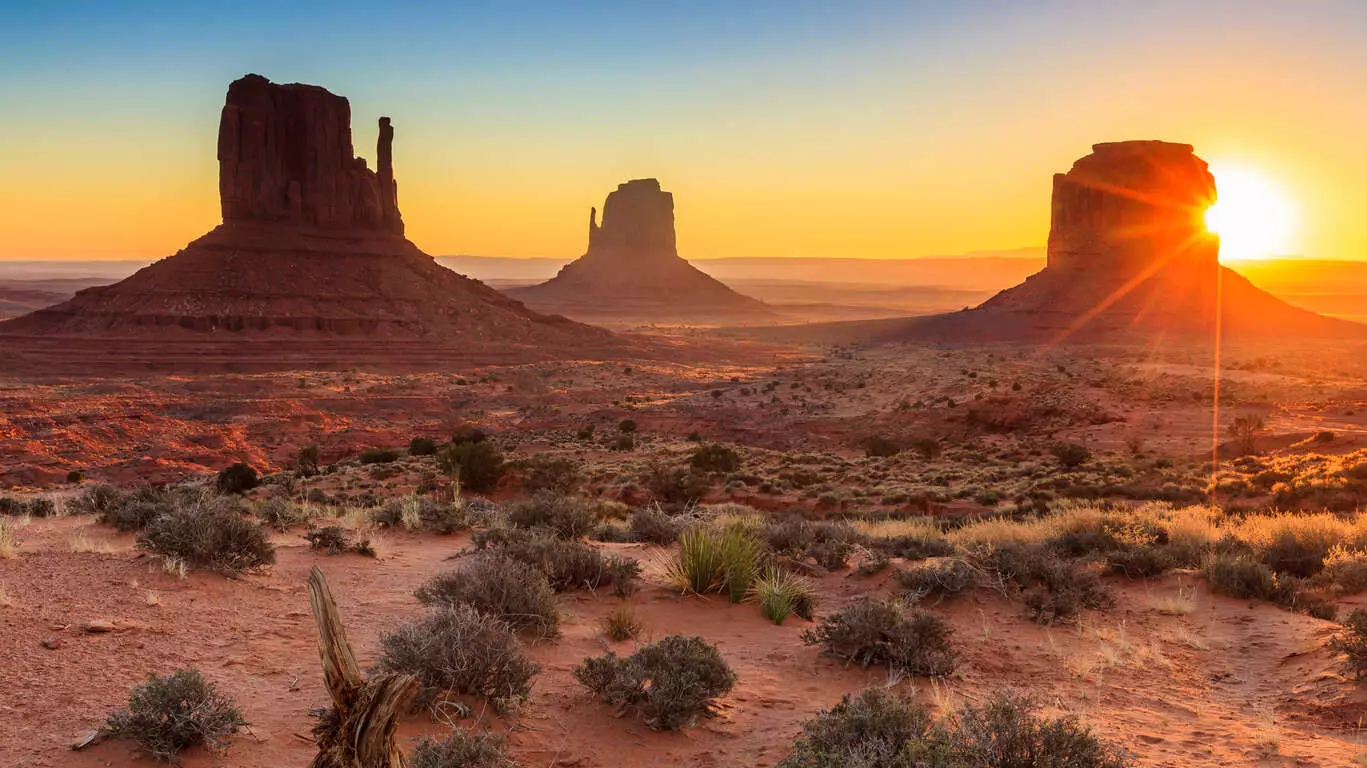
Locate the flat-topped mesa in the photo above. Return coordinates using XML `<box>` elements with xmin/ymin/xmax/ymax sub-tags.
<box><xmin>1047</xmin><ymin>140</ymin><xmax>1217</xmax><ymax>277</ymax></box>
<box><xmin>217</xmin><ymin>73</ymin><xmax>403</xmax><ymax>234</ymax></box>
<box><xmin>583</xmin><ymin>178</ymin><xmax>678</xmax><ymax>263</ymax></box>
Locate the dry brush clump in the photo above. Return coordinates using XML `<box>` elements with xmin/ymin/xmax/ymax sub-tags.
<box><xmin>371</xmin><ymin>496</ymin><xmax>467</xmax><ymax>534</ymax></box>
<box><xmin>574</xmin><ymin>635</ymin><xmax>736</xmax><ymax>731</ymax></box>
<box><xmin>802</xmin><ymin>599</ymin><xmax>955</xmax><ymax>676</ymax></box>
<box><xmin>474</xmin><ymin>526</ymin><xmax>640</xmax><ymax>595</ymax></box>
<box><xmin>137</xmin><ymin>494</ymin><xmax>274</xmax><ymax>575</ymax></box>
<box><xmin>101</xmin><ymin>669</ymin><xmax>246</xmax><ymax>763</ymax></box>
<box><xmin>410</xmin><ymin>729</ymin><xmax>514</xmax><ymax>768</ymax></box>
<box><xmin>894</xmin><ymin>557</ymin><xmax>981</xmax><ymax>604</ymax></box>
<box><xmin>377</xmin><ymin>603</ymin><xmax>538</xmax><ymax>713</ymax></box>
<box><xmin>415</xmin><ymin>552</ymin><xmax>559</xmax><ymax>637</ymax></box>
<box><xmin>779</xmin><ymin>687</ymin><xmax>1131</xmax><ymax>768</ymax></box>
<box><xmin>506</xmin><ymin>493</ymin><xmax>598</xmax><ymax>538</ymax></box>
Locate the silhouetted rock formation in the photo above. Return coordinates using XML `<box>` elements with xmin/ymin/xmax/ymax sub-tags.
<box><xmin>1</xmin><ymin>74</ymin><xmax>629</xmax><ymax>371</ymax></box>
<box><xmin>508</xmin><ymin>179</ymin><xmax>774</xmax><ymax>324</ymax></box>
<box><xmin>875</xmin><ymin>141</ymin><xmax>1359</xmax><ymax>342</ymax></box>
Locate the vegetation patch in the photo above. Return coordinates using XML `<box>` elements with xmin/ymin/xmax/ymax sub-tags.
<box><xmin>574</xmin><ymin>635</ymin><xmax>736</xmax><ymax>731</ymax></box>
<box><xmin>102</xmin><ymin>669</ymin><xmax>246</xmax><ymax>764</ymax></box>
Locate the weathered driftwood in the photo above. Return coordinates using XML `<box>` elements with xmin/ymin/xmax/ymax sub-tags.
<box><xmin>307</xmin><ymin>566</ymin><xmax>417</xmax><ymax>768</ymax></box>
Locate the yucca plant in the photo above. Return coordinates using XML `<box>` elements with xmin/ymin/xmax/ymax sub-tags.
<box><xmin>666</xmin><ymin>523</ymin><xmax>763</xmax><ymax>602</ymax></box>
<box><xmin>749</xmin><ymin>566</ymin><xmax>816</xmax><ymax>624</ymax></box>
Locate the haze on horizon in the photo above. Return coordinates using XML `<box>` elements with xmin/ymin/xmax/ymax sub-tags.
<box><xmin>2</xmin><ymin>1</ymin><xmax>1365</xmax><ymax>263</ymax></box>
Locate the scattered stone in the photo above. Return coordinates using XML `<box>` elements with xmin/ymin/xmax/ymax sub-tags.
<box><xmin>81</xmin><ymin>619</ymin><xmax>116</xmax><ymax>633</ymax></box>
<box><xmin>39</xmin><ymin>635</ymin><xmax>61</xmax><ymax>650</ymax></box>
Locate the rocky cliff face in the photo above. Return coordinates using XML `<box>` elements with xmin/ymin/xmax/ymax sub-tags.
<box><xmin>1047</xmin><ymin>141</ymin><xmax>1217</xmax><ymax>277</ymax></box>
<box><xmin>0</xmin><ymin>74</ymin><xmax>632</xmax><ymax>370</ymax></box>
<box><xmin>217</xmin><ymin>74</ymin><xmax>403</xmax><ymax>234</ymax></box>
<box><xmin>869</xmin><ymin>140</ymin><xmax>1357</xmax><ymax>342</ymax></box>
<box><xmin>508</xmin><ymin>178</ymin><xmax>773</xmax><ymax>324</ymax></box>
<box><xmin>584</xmin><ymin>178</ymin><xmax>678</xmax><ymax>263</ymax></box>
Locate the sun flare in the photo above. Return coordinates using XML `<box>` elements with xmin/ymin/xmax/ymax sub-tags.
<box><xmin>1204</xmin><ymin>164</ymin><xmax>1297</xmax><ymax>261</ymax></box>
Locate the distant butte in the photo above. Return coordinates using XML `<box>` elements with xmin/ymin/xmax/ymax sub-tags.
<box><xmin>507</xmin><ymin>179</ymin><xmax>776</xmax><ymax>324</ymax></box>
<box><xmin>0</xmin><ymin>74</ymin><xmax>636</xmax><ymax>371</ymax></box>
<box><xmin>853</xmin><ymin>140</ymin><xmax>1360</xmax><ymax>343</ymax></box>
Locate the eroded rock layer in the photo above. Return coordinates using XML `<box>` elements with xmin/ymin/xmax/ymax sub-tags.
<box><xmin>508</xmin><ymin>179</ymin><xmax>774</xmax><ymax>324</ymax></box>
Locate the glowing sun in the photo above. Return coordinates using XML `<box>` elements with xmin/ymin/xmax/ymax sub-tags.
<box><xmin>1204</xmin><ymin>165</ymin><xmax>1297</xmax><ymax>261</ymax></box>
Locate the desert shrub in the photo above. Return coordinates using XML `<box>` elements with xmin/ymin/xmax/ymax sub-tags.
<box><xmin>304</xmin><ymin>525</ymin><xmax>350</xmax><ymax>555</ymax></box>
<box><xmin>520</xmin><ymin>457</ymin><xmax>581</xmax><ymax>494</ymax></box>
<box><xmin>410</xmin><ymin>729</ymin><xmax>513</xmax><ymax>768</ymax></box>
<box><xmin>102</xmin><ymin>669</ymin><xmax>246</xmax><ymax>763</ymax></box>
<box><xmin>601</xmin><ymin>606</ymin><xmax>643</xmax><ymax>641</ymax></box>
<box><xmin>507</xmin><ymin>493</ymin><xmax>596</xmax><ymax>539</ymax></box>
<box><xmin>948</xmin><ymin>689</ymin><xmax>1131</xmax><ymax>767</ymax></box>
<box><xmin>415</xmin><ymin>553</ymin><xmax>559</xmax><ymax>637</ymax></box>
<box><xmin>67</xmin><ymin>470</ymin><xmax>84</xmax><ymax>483</ymax></box>
<box><xmin>296</xmin><ymin>445</ymin><xmax>320</xmax><ymax>476</ymax></box>
<box><xmin>409</xmin><ymin>437</ymin><xmax>439</xmax><ymax>457</ymax></box>
<box><xmin>1051</xmin><ymin>443</ymin><xmax>1091</xmax><ymax>469</ymax></box>
<box><xmin>630</xmin><ymin>504</ymin><xmax>687</xmax><ymax>545</ymax></box>
<box><xmin>911</xmin><ymin>437</ymin><xmax>943</xmax><ymax>460</ymax></box>
<box><xmin>1319</xmin><ymin>544</ymin><xmax>1367</xmax><ymax>594</ymax></box>
<box><xmin>216</xmin><ymin>463</ymin><xmax>259</xmax><ymax>494</ymax></box>
<box><xmin>1106</xmin><ymin>545</ymin><xmax>1174</xmax><ymax>578</ymax></box>
<box><xmin>1229</xmin><ymin>414</ymin><xmax>1265</xmax><ymax>455</ymax></box>
<box><xmin>618</xmin><ymin>418</ymin><xmax>637</xmax><ymax>434</ymax></box>
<box><xmin>691</xmin><ymin>444</ymin><xmax>741</xmax><ymax>473</ymax></box>
<box><xmin>94</xmin><ymin>486</ymin><xmax>177</xmax><ymax>531</ymax></box>
<box><xmin>749</xmin><ymin>566</ymin><xmax>816</xmax><ymax>624</ymax></box>
<box><xmin>643</xmin><ymin>463</ymin><xmax>711</xmax><ymax>503</ymax></box>
<box><xmin>255</xmin><ymin>498</ymin><xmax>312</xmax><ymax>530</ymax></box>
<box><xmin>378</xmin><ymin>603</ymin><xmax>538</xmax><ymax>712</ymax></box>
<box><xmin>780</xmin><ymin>687</ymin><xmax>1129</xmax><ymax>768</ymax></box>
<box><xmin>667</xmin><ymin>524</ymin><xmax>763</xmax><ymax>602</ymax></box>
<box><xmin>895</xmin><ymin>558</ymin><xmax>980</xmax><ymax>604</ymax></box>
<box><xmin>778</xmin><ymin>687</ymin><xmax>935</xmax><ymax>768</ymax></box>
<box><xmin>359</xmin><ymin>447</ymin><xmax>400</xmax><ymax>465</ymax></box>
<box><xmin>139</xmin><ymin>499</ymin><xmax>274</xmax><ymax>575</ymax></box>
<box><xmin>1205</xmin><ymin>551</ymin><xmax>1278</xmax><ymax>601</ymax></box>
<box><xmin>984</xmin><ymin>543</ymin><xmax>1113</xmax><ymax>624</ymax></box>
<box><xmin>72</xmin><ymin>484</ymin><xmax>121</xmax><ymax>517</ymax></box>
<box><xmin>482</xmin><ymin>528</ymin><xmax>640</xmax><ymax>595</ymax></box>
<box><xmin>574</xmin><ymin>635</ymin><xmax>736</xmax><ymax>731</ymax></box>
<box><xmin>801</xmin><ymin>599</ymin><xmax>955</xmax><ymax>676</ymax></box>
<box><xmin>451</xmin><ymin>424</ymin><xmax>488</xmax><ymax>445</ymax></box>
<box><xmin>372</xmin><ymin>497</ymin><xmax>466</xmax><ymax>534</ymax></box>
<box><xmin>438</xmin><ymin>441</ymin><xmax>505</xmax><ymax>492</ymax></box>
<box><xmin>861</xmin><ymin>435</ymin><xmax>901</xmax><ymax>458</ymax></box>
<box><xmin>1330</xmin><ymin>609</ymin><xmax>1367</xmax><ymax>680</ymax></box>
<box><xmin>763</xmin><ymin>517</ymin><xmax>863</xmax><ymax>570</ymax></box>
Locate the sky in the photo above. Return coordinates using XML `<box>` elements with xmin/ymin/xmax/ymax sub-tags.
<box><xmin>1</xmin><ymin>1</ymin><xmax>1366</xmax><ymax>262</ymax></box>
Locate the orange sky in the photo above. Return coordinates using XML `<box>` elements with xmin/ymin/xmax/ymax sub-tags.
<box><xmin>2</xmin><ymin>3</ymin><xmax>1365</xmax><ymax>262</ymax></box>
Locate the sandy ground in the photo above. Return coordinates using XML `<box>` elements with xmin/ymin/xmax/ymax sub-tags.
<box><xmin>4</xmin><ymin>515</ymin><xmax>1367</xmax><ymax>767</ymax></box>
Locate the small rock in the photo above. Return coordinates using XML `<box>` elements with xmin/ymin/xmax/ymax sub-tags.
<box><xmin>40</xmin><ymin>635</ymin><xmax>62</xmax><ymax>650</ymax></box>
<box><xmin>82</xmin><ymin>619</ymin><xmax>116</xmax><ymax>633</ymax></box>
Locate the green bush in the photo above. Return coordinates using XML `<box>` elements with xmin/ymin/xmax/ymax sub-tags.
<box><xmin>102</xmin><ymin>669</ymin><xmax>245</xmax><ymax>763</ymax></box>
<box><xmin>575</xmin><ymin>635</ymin><xmax>736</xmax><ymax>731</ymax></box>
<box><xmin>415</xmin><ymin>552</ymin><xmax>559</xmax><ymax>637</ymax></box>
<box><xmin>691</xmin><ymin>444</ymin><xmax>741</xmax><ymax>473</ymax></box>
<box><xmin>138</xmin><ymin>498</ymin><xmax>274</xmax><ymax>574</ymax></box>
<box><xmin>985</xmin><ymin>543</ymin><xmax>1113</xmax><ymax>624</ymax></box>
<box><xmin>1106</xmin><ymin>545</ymin><xmax>1174</xmax><ymax>578</ymax></box>
<box><xmin>438</xmin><ymin>441</ymin><xmax>505</xmax><ymax>492</ymax></box>
<box><xmin>216</xmin><ymin>463</ymin><xmax>259</xmax><ymax>494</ymax></box>
<box><xmin>255</xmin><ymin>498</ymin><xmax>312</xmax><ymax>531</ymax></box>
<box><xmin>643</xmin><ymin>464</ymin><xmax>711</xmax><ymax>503</ymax></box>
<box><xmin>296</xmin><ymin>445</ymin><xmax>320</xmax><ymax>476</ymax></box>
<box><xmin>618</xmin><ymin>419</ymin><xmax>637</xmax><ymax>434</ymax></box>
<box><xmin>1205</xmin><ymin>551</ymin><xmax>1278</xmax><ymax>601</ymax></box>
<box><xmin>801</xmin><ymin>599</ymin><xmax>955</xmax><ymax>676</ymax></box>
<box><xmin>378</xmin><ymin>603</ymin><xmax>538</xmax><ymax>712</ymax></box>
<box><xmin>410</xmin><ymin>729</ymin><xmax>513</xmax><ymax>768</ymax></box>
<box><xmin>667</xmin><ymin>524</ymin><xmax>763</xmax><ymax>602</ymax></box>
<box><xmin>948</xmin><ymin>690</ymin><xmax>1131</xmax><ymax>767</ymax></box>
